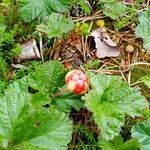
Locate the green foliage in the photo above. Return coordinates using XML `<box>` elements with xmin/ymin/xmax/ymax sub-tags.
<box><xmin>70</xmin><ymin>124</ymin><xmax>99</xmax><ymax>149</ymax></box>
<box><xmin>0</xmin><ymin>61</ymin><xmax>76</xmax><ymax>149</ymax></box>
<box><xmin>114</xmin><ymin>17</ymin><xmax>130</xmax><ymax>30</ymax></box>
<box><xmin>131</xmin><ymin>120</ymin><xmax>150</xmax><ymax>150</ymax></box>
<box><xmin>84</xmin><ymin>59</ymin><xmax>101</xmax><ymax>69</ymax></box>
<box><xmin>117</xmin><ymin>5</ymin><xmax>138</xmax><ymax>30</ymax></box>
<box><xmin>0</xmin><ymin>80</ymin><xmax>7</xmax><ymax>94</ymax></box>
<box><xmin>28</xmin><ymin>61</ymin><xmax>66</xmax><ymax>94</ymax></box>
<box><xmin>83</xmin><ymin>72</ymin><xmax>148</xmax><ymax>141</ymax></box>
<box><xmin>37</xmin><ymin>13</ymin><xmax>74</xmax><ymax>38</ymax></box>
<box><xmin>0</xmin><ymin>24</ymin><xmax>15</xmax><ymax>47</ymax></box>
<box><xmin>143</xmin><ymin>109</ymin><xmax>150</xmax><ymax>120</ymax></box>
<box><xmin>5</xmin><ymin>76</ymin><xmax>29</xmax><ymax>94</ymax></box>
<box><xmin>77</xmin><ymin>124</ymin><xmax>98</xmax><ymax>145</ymax></box>
<box><xmin>0</xmin><ymin>24</ymin><xmax>6</xmax><ymax>45</ymax></box>
<box><xmin>0</xmin><ymin>92</ymin><xmax>72</xmax><ymax>149</ymax></box>
<box><xmin>0</xmin><ymin>1</ymin><xmax>149</xmax><ymax>149</ymax></box>
<box><xmin>102</xmin><ymin>1</ymin><xmax>127</xmax><ymax>20</ymax></box>
<box><xmin>19</xmin><ymin>0</ymin><xmax>72</xmax><ymax>22</ymax></box>
<box><xmin>100</xmin><ymin>135</ymin><xmax>140</xmax><ymax>150</ymax></box>
<box><xmin>53</xmin><ymin>91</ymin><xmax>84</xmax><ymax>113</ymax></box>
<box><xmin>0</xmin><ymin>57</ymin><xmax>8</xmax><ymax>80</ymax></box>
<box><xmin>99</xmin><ymin>1</ymin><xmax>138</xmax><ymax>30</ymax></box>
<box><xmin>135</xmin><ymin>11</ymin><xmax>150</xmax><ymax>52</ymax></box>
<box><xmin>76</xmin><ymin>0</ymin><xmax>91</xmax><ymax>15</ymax></box>
<box><xmin>141</xmin><ymin>75</ymin><xmax>150</xmax><ymax>88</ymax></box>
<box><xmin>9</xmin><ymin>43</ymin><xmax>22</xmax><ymax>58</ymax></box>
<box><xmin>31</xmin><ymin>92</ymin><xmax>50</xmax><ymax>108</ymax></box>
<box><xmin>4</xmin><ymin>61</ymin><xmax>83</xmax><ymax>113</ymax></box>
<box><xmin>74</xmin><ymin>22</ymin><xmax>90</xmax><ymax>36</ymax></box>
<box><xmin>3</xmin><ymin>61</ymin><xmax>65</xmax><ymax>93</ymax></box>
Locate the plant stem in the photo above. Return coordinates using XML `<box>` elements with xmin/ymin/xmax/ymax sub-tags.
<box><xmin>52</xmin><ymin>88</ymin><xmax>69</xmax><ymax>98</ymax></box>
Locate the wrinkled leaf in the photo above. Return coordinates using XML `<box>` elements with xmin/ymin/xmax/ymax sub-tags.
<box><xmin>131</xmin><ymin>120</ymin><xmax>150</xmax><ymax>150</ymax></box>
<box><xmin>28</xmin><ymin>61</ymin><xmax>66</xmax><ymax>94</ymax></box>
<box><xmin>0</xmin><ymin>92</ymin><xmax>72</xmax><ymax>149</ymax></box>
<box><xmin>31</xmin><ymin>92</ymin><xmax>50</xmax><ymax>108</ymax></box>
<box><xmin>19</xmin><ymin>0</ymin><xmax>71</xmax><ymax>22</ymax></box>
<box><xmin>102</xmin><ymin>2</ymin><xmax>127</xmax><ymax>20</ymax></box>
<box><xmin>100</xmin><ymin>135</ymin><xmax>140</xmax><ymax>150</ymax></box>
<box><xmin>12</xmin><ymin>110</ymin><xmax>72</xmax><ymax>150</ymax></box>
<box><xmin>0</xmin><ymin>92</ymin><xmax>31</xmax><ymax>138</ymax></box>
<box><xmin>135</xmin><ymin>11</ymin><xmax>150</xmax><ymax>52</ymax></box>
<box><xmin>4</xmin><ymin>76</ymin><xmax>29</xmax><ymax>94</ymax></box>
<box><xmin>37</xmin><ymin>13</ymin><xmax>74</xmax><ymax>38</ymax></box>
<box><xmin>83</xmin><ymin>72</ymin><xmax>148</xmax><ymax>141</ymax></box>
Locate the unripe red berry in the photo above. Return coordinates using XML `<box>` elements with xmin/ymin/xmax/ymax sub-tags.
<box><xmin>65</xmin><ymin>70</ymin><xmax>89</xmax><ymax>94</ymax></box>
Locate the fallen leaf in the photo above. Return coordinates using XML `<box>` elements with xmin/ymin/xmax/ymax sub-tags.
<box><xmin>90</xmin><ymin>28</ymin><xmax>120</xmax><ymax>58</ymax></box>
<box><xmin>99</xmin><ymin>27</ymin><xmax>117</xmax><ymax>47</ymax></box>
<box><xmin>11</xmin><ymin>64</ymin><xmax>26</xmax><ymax>69</ymax></box>
<box><xmin>17</xmin><ymin>39</ymin><xmax>41</xmax><ymax>61</ymax></box>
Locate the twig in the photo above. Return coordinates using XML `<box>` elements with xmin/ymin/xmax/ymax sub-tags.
<box><xmin>88</xmin><ymin>20</ymin><xmax>93</xmax><ymax>32</ymax></box>
<box><xmin>81</xmin><ymin>36</ymin><xmax>86</xmax><ymax>62</ymax></box>
<box><xmin>80</xmin><ymin>65</ymin><xmax>87</xmax><ymax>75</ymax></box>
<box><xmin>130</xmin><ymin>81</ymin><xmax>142</xmax><ymax>86</ymax></box>
<box><xmin>129</xmin><ymin>62</ymin><xmax>150</xmax><ymax>67</ymax></box>
<box><xmin>52</xmin><ymin>88</ymin><xmax>69</xmax><ymax>98</ymax></box>
<box><xmin>72</xmin><ymin>11</ymin><xmax>104</xmax><ymax>22</ymax></box>
<box><xmin>128</xmin><ymin>70</ymin><xmax>131</xmax><ymax>85</ymax></box>
<box><xmin>39</xmin><ymin>32</ymin><xmax>44</xmax><ymax>63</ymax></box>
<box><xmin>147</xmin><ymin>0</ymin><xmax>150</xmax><ymax>8</ymax></box>
<box><xmin>111</xmin><ymin>58</ymin><xmax>120</xmax><ymax>65</ymax></box>
<box><xmin>120</xmin><ymin>70</ymin><xmax>128</xmax><ymax>83</ymax></box>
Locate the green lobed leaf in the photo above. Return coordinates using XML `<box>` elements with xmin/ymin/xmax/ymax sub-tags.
<box><xmin>0</xmin><ymin>60</ymin><xmax>75</xmax><ymax>149</ymax></box>
<box><xmin>12</xmin><ymin>110</ymin><xmax>72</xmax><ymax>150</ymax></box>
<box><xmin>4</xmin><ymin>60</ymin><xmax>84</xmax><ymax>113</ymax></box>
<box><xmin>19</xmin><ymin>0</ymin><xmax>71</xmax><ymax>22</ymax></box>
<box><xmin>100</xmin><ymin>135</ymin><xmax>140</xmax><ymax>150</ymax></box>
<box><xmin>0</xmin><ymin>92</ymin><xmax>72</xmax><ymax>149</ymax></box>
<box><xmin>0</xmin><ymin>92</ymin><xmax>31</xmax><ymax>138</ymax></box>
<box><xmin>4</xmin><ymin>76</ymin><xmax>29</xmax><ymax>94</ymax></box>
<box><xmin>36</xmin><ymin>13</ymin><xmax>74</xmax><ymax>38</ymax></box>
<box><xmin>131</xmin><ymin>120</ymin><xmax>150</xmax><ymax>150</ymax></box>
<box><xmin>28</xmin><ymin>61</ymin><xmax>66</xmax><ymax>94</ymax></box>
<box><xmin>83</xmin><ymin>72</ymin><xmax>148</xmax><ymax>141</ymax></box>
<box><xmin>102</xmin><ymin>2</ymin><xmax>127</xmax><ymax>20</ymax></box>
<box><xmin>135</xmin><ymin>11</ymin><xmax>150</xmax><ymax>52</ymax></box>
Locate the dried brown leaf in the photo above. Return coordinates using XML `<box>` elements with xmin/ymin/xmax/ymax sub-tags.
<box><xmin>18</xmin><ymin>39</ymin><xmax>41</xmax><ymax>61</ymax></box>
<box><xmin>90</xmin><ymin>28</ymin><xmax>120</xmax><ymax>58</ymax></box>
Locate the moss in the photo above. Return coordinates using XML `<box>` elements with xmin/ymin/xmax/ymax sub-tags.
<box><xmin>84</xmin><ymin>59</ymin><xmax>101</xmax><ymax>69</ymax></box>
